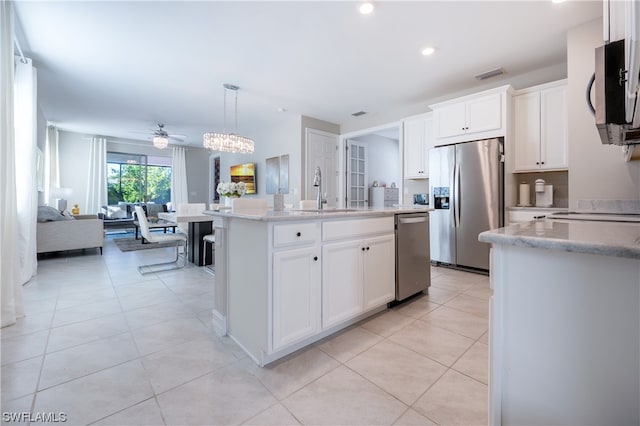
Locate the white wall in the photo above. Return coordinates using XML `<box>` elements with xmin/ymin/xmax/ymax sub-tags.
<box><xmin>184</xmin><ymin>147</ymin><xmax>212</xmax><ymax>204</ymax></box>
<box><xmin>219</xmin><ymin>114</ymin><xmax>303</xmax><ymax>207</ymax></box>
<box><xmin>567</xmin><ymin>19</ymin><xmax>640</xmax><ymax>208</ymax></box>
<box><xmin>403</xmin><ymin>179</ymin><xmax>429</xmax><ymax>205</ymax></box>
<box><xmin>351</xmin><ymin>134</ymin><xmax>400</xmax><ymax>188</ymax></box>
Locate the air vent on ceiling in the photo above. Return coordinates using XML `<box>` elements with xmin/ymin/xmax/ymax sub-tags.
<box><xmin>352</xmin><ymin>111</ymin><xmax>367</xmax><ymax>117</ymax></box>
<box><xmin>474</xmin><ymin>67</ymin><xmax>505</xmax><ymax>80</ymax></box>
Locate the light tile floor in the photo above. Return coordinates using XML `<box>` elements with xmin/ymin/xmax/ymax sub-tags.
<box><xmin>1</xmin><ymin>235</ymin><xmax>490</xmax><ymax>425</ymax></box>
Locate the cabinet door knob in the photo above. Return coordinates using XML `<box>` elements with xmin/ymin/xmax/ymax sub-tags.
<box><xmin>541</xmin><ymin>161</ymin><xmax>545</xmax><ymax>165</ymax></box>
<box><xmin>366</xmin><ymin>247</ymin><xmax>370</xmax><ymax>251</ymax></box>
<box><xmin>296</xmin><ymin>232</ymin><xmax>301</xmax><ymax>237</ymax></box>
<box><xmin>361</xmin><ymin>247</ymin><xmax>366</xmax><ymax>251</ymax></box>
<box><xmin>536</xmin><ymin>162</ymin><xmax>540</xmax><ymax>165</ymax></box>
<box><xmin>313</xmin><ymin>256</ymin><xmax>318</xmax><ymax>261</ymax></box>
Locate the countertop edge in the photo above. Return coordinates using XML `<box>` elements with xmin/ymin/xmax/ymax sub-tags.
<box><xmin>203</xmin><ymin>207</ymin><xmax>433</xmax><ymax>222</ymax></box>
<box><xmin>479</xmin><ymin>224</ymin><xmax>640</xmax><ymax>260</ymax></box>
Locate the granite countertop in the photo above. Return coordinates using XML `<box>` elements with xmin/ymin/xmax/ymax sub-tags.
<box><xmin>203</xmin><ymin>206</ymin><xmax>432</xmax><ymax>222</ymax></box>
<box><xmin>479</xmin><ymin>218</ymin><xmax>640</xmax><ymax>260</ymax></box>
<box><xmin>507</xmin><ymin>206</ymin><xmax>569</xmax><ymax>212</ymax></box>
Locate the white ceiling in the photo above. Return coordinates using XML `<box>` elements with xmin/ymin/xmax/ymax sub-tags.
<box><xmin>14</xmin><ymin>1</ymin><xmax>602</xmax><ymax>148</ymax></box>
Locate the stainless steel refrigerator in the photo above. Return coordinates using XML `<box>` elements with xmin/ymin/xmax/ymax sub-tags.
<box><xmin>428</xmin><ymin>138</ymin><xmax>503</xmax><ymax>271</ymax></box>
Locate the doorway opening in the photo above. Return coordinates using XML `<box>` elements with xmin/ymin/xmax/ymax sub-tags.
<box><xmin>341</xmin><ymin>124</ymin><xmax>401</xmax><ymax>208</ymax></box>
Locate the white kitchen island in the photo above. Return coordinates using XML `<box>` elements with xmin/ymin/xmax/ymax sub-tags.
<box><xmin>479</xmin><ymin>217</ymin><xmax>640</xmax><ymax>425</ymax></box>
<box><xmin>204</xmin><ymin>206</ymin><xmax>430</xmax><ymax>366</ymax></box>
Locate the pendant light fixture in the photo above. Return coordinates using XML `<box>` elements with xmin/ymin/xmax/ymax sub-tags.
<box><xmin>203</xmin><ymin>84</ymin><xmax>255</xmax><ymax>154</ymax></box>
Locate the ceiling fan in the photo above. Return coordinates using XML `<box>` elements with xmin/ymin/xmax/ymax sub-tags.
<box><xmin>131</xmin><ymin>123</ymin><xmax>186</xmax><ymax>149</ymax></box>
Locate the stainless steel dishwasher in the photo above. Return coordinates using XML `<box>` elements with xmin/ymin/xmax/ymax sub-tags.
<box><xmin>395</xmin><ymin>212</ymin><xmax>430</xmax><ymax>301</ymax></box>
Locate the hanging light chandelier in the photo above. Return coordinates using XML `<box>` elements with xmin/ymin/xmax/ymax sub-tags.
<box><xmin>203</xmin><ymin>84</ymin><xmax>255</xmax><ymax>154</ymax></box>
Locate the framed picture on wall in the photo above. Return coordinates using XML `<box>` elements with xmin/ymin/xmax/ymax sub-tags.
<box><xmin>230</xmin><ymin>162</ymin><xmax>257</xmax><ymax>194</ymax></box>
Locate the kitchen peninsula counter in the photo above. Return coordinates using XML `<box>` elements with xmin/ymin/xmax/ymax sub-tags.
<box><xmin>479</xmin><ymin>217</ymin><xmax>640</xmax><ymax>425</ymax></box>
<box><xmin>204</xmin><ymin>206</ymin><xmax>431</xmax><ymax>367</ymax></box>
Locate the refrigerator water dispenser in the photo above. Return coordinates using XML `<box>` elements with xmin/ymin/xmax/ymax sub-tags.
<box><xmin>433</xmin><ymin>187</ymin><xmax>450</xmax><ymax>209</ymax></box>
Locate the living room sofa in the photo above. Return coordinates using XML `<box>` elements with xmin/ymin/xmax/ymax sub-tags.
<box><xmin>37</xmin><ymin>214</ymin><xmax>104</xmax><ymax>254</ymax></box>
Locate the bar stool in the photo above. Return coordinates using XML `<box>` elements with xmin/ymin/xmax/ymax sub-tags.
<box><xmin>202</xmin><ymin>232</ymin><xmax>215</xmax><ymax>271</ymax></box>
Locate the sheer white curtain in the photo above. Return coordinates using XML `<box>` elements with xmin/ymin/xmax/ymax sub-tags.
<box><xmin>45</xmin><ymin>125</ymin><xmax>59</xmax><ymax>206</ymax></box>
<box><xmin>14</xmin><ymin>57</ymin><xmax>38</xmax><ymax>287</ymax></box>
<box><xmin>85</xmin><ymin>137</ymin><xmax>107</xmax><ymax>215</ymax></box>
<box><xmin>171</xmin><ymin>147</ymin><xmax>189</xmax><ymax>207</ymax></box>
<box><xmin>1</xmin><ymin>1</ymin><xmax>24</xmax><ymax>327</ymax></box>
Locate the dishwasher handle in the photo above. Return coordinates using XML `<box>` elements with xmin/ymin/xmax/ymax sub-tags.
<box><xmin>398</xmin><ymin>216</ymin><xmax>428</xmax><ymax>224</ymax></box>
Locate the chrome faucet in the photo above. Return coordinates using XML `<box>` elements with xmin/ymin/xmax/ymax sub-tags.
<box><xmin>313</xmin><ymin>166</ymin><xmax>323</xmax><ymax>210</ymax></box>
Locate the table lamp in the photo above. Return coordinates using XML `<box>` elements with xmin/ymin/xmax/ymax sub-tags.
<box><xmin>51</xmin><ymin>187</ymin><xmax>72</xmax><ymax>212</ymax></box>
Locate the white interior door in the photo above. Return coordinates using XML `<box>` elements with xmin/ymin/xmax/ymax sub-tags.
<box><xmin>305</xmin><ymin>129</ymin><xmax>338</xmax><ymax>207</ymax></box>
<box><xmin>346</xmin><ymin>140</ymin><xmax>368</xmax><ymax>208</ymax></box>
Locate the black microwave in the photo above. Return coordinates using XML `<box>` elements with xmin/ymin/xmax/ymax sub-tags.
<box><xmin>593</xmin><ymin>39</ymin><xmax>640</xmax><ymax>145</ymax></box>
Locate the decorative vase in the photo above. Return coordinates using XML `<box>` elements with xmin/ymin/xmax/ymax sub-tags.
<box><xmin>224</xmin><ymin>196</ymin><xmax>239</xmax><ymax>207</ymax></box>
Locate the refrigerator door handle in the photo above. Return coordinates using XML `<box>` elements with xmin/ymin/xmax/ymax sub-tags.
<box><xmin>454</xmin><ymin>162</ymin><xmax>461</xmax><ymax>227</ymax></box>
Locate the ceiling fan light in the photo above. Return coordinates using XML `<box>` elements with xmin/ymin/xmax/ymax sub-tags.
<box><xmin>153</xmin><ymin>135</ymin><xmax>169</xmax><ymax>149</ymax></box>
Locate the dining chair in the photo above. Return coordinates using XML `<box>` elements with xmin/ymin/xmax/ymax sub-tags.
<box><xmin>134</xmin><ymin>206</ymin><xmax>188</xmax><ymax>275</ymax></box>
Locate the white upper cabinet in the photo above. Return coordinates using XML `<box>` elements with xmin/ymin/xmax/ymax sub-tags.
<box><xmin>434</xmin><ymin>102</ymin><xmax>467</xmax><ymax>139</ymax></box>
<box><xmin>403</xmin><ymin>113</ymin><xmax>433</xmax><ymax>179</ymax></box>
<box><xmin>513</xmin><ymin>80</ymin><xmax>568</xmax><ymax>172</ymax></box>
<box><xmin>431</xmin><ymin>86</ymin><xmax>511</xmax><ymax>144</ymax></box>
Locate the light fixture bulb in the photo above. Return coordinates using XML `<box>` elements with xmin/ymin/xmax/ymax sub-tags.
<box><xmin>153</xmin><ymin>135</ymin><xmax>168</xmax><ymax>149</ymax></box>
<box><xmin>421</xmin><ymin>46</ymin><xmax>435</xmax><ymax>56</ymax></box>
<box><xmin>359</xmin><ymin>2</ymin><xmax>374</xmax><ymax>15</ymax></box>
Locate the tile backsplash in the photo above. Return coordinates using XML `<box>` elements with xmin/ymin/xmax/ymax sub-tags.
<box><xmin>513</xmin><ymin>171</ymin><xmax>569</xmax><ymax>208</ymax></box>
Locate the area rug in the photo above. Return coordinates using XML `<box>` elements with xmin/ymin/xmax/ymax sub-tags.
<box><xmin>114</xmin><ymin>238</ymin><xmax>180</xmax><ymax>252</ymax></box>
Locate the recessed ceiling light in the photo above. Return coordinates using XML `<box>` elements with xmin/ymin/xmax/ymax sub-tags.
<box><xmin>551</xmin><ymin>0</ymin><xmax>566</xmax><ymax>3</ymax></box>
<box><xmin>359</xmin><ymin>2</ymin><xmax>374</xmax><ymax>15</ymax></box>
<box><xmin>421</xmin><ymin>47</ymin><xmax>435</xmax><ymax>56</ymax></box>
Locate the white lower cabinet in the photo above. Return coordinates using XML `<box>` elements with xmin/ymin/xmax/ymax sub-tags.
<box><xmin>363</xmin><ymin>235</ymin><xmax>395</xmax><ymax>310</ymax></box>
<box><xmin>272</xmin><ymin>246</ymin><xmax>321</xmax><ymax>350</ymax></box>
<box><xmin>322</xmin><ymin>233</ymin><xmax>395</xmax><ymax>329</ymax></box>
<box><xmin>322</xmin><ymin>239</ymin><xmax>364</xmax><ymax>329</ymax></box>
<box><xmin>265</xmin><ymin>216</ymin><xmax>395</xmax><ymax>363</ymax></box>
